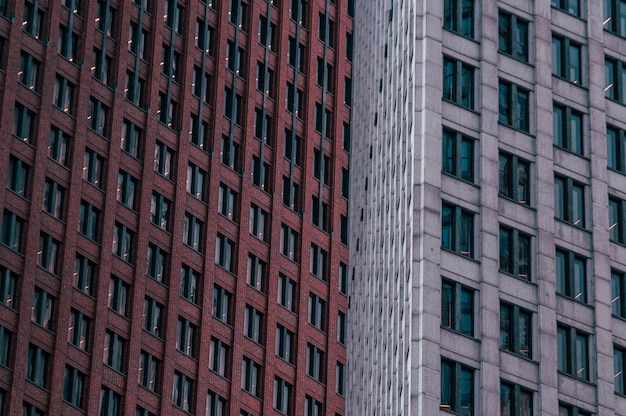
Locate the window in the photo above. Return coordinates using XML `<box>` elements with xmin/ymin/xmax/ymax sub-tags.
<box><xmin>554</xmin><ymin>175</ymin><xmax>585</xmax><ymax>227</ymax></box>
<box><xmin>616</xmin><ymin>345</ymin><xmax>626</xmax><ymax>395</ymax></box>
<box><xmin>63</xmin><ymin>366</ymin><xmax>85</xmax><ymax>409</ymax></box>
<box><xmin>337</xmin><ymin>362</ymin><xmax>346</xmax><ymax>396</ymax></box>
<box><xmin>143</xmin><ymin>297</ymin><xmax>163</xmax><ymax>338</ymax></box>
<box><xmin>92</xmin><ymin>48</ymin><xmax>114</xmax><ymax>86</ymax></box>
<box><xmin>158</xmin><ymin>93</ymin><xmax>179</xmax><ymax>128</ymax></box>
<box><xmin>344</xmin><ymin>77</ymin><xmax>352</xmax><ymax>107</ymax></box>
<box><xmin>207</xmin><ymin>391</ymin><xmax>227</xmax><ymax>416</ymax></box>
<box><xmin>195</xmin><ymin>19</ymin><xmax>214</xmax><ymax>55</ymax></box>
<box><xmin>499</xmin><ymin>226</ymin><xmax>531</xmax><ymax>280</ymax></box>
<box><xmin>136</xmin><ymin>406</ymin><xmax>156</xmax><ymax>416</ymax></box>
<box><xmin>189</xmin><ymin>113</ymin><xmax>210</xmax><ymax>151</ymax></box>
<box><xmin>18</xmin><ymin>51</ymin><xmax>40</xmax><ymax>92</ymax></box>
<box><xmin>183</xmin><ymin>213</ymin><xmax>202</xmax><ymax>252</ymax></box>
<box><xmin>339</xmin><ymin>263</ymin><xmax>348</xmax><ymax>295</ymax></box>
<box><xmin>443</xmin><ymin>57</ymin><xmax>475</xmax><ymax>110</ymax></box>
<box><xmin>556</xmin><ymin>248</ymin><xmax>587</xmax><ymax>303</ymax></box>
<box><xmin>305</xmin><ymin>396</ymin><xmax>323</xmax><ymax>416</ymax></box>
<box><xmin>259</xmin><ymin>16</ymin><xmax>277</xmax><ymax>51</ymax></box>
<box><xmin>245</xmin><ymin>305</ymin><xmax>263</xmax><ymax>344</ymax></box>
<box><xmin>186</xmin><ymin>163</ymin><xmax>206</xmax><ymax>201</ymax></box>
<box><xmin>129</xmin><ymin>21</ymin><xmax>148</xmax><ymax>59</ymax></box>
<box><xmin>557</xmin><ymin>324</ymin><xmax>589</xmax><ymax>380</ymax></box>
<box><xmin>83</xmin><ymin>148</ymin><xmax>104</xmax><ymax>188</ymax></box>
<box><xmin>7</xmin><ymin>155</ymin><xmax>29</xmax><ymax>198</ymax></box>
<box><xmin>346</xmin><ymin>32</ymin><xmax>354</xmax><ymax>62</ymax></box>
<box><xmin>605</xmin><ymin>56</ymin><xmax>626</xmax><ymax>102</ymax></box>
<box><xmin>160</xmin><ymin>43</ymin><xmax>181</xmax><ymax>82</ymax></box>
<box><xmin>192</xmin><ymin>67</ymin><xmax>212</xmax><ymax>105</ymax></box>
<box><xmin>103</xmin><ymin>330</ymin><xmax>125</xmax><ymax>373</ymax></box>
<box><xmin>610</xmin><ymin>196</ymin><xmax>626</xmax><ymax>243</ymax></box>
<box><xmin>227</xmin><ymin>40</ymin><xmax>246</xmax><ymax>77</ymax></box>
<box><xmin>96</xmin><ymin>0</ymin><xmax>117</xmax><ymax>37</ymax></box>
<box><xmin>99</xmin><ymin>387</ymin><xmax>121</xmax><ymax>416</ymax></box>
<box><xmin>499</xmin><ymin>80</ymin><xmax>530</xmax><ymax>132</ymax></box>
<box><xmin>252</xmin><ymin>156</ymin><xmax>270</xmax><ymax>191</ymax></box>
<box><xmin>108</xmin><ymin>276</ymin><xmax>129</xmax><ymax>317</ymax></box>
<box><xmin>215</xmin><ymin>234</ymin><xmax>235</xmax><ymax>271</ymax></box>
<box><xmin>280</xmin><ymin>224</ymin><xmax>299</xmax><ymax>262</ymax></box>
<box><xmin>151</xmin><ymin>192</ymin><xmax>171</xmax><ymax>232</ymax></box>
<box><xmin>274</xmin><ymin>377</ymin><xmax>292</xmax><ymax>414</ymax></box>
<box><xmin>444</xmin><ymin>0</ymin><xmax>474</xmax><ymax>38</ymax></box>
<box><xmin>254</xmin><ymin>107</ymin><xmax>274</xmax><ymax>144</ymax></box>
<box><xmin>154</xmin><ymin>141</ymin><xmax>174</xmax><ymax>179</ymax></box>
<box><xmin>310</xmin><ymin>244</ymin><xmax>328</xmax><ymax>280</ymax></box>
<box><xmin>498</xmin><ymin>11</ymin><xmax>529</xmax><ymax>61</ymax></box>
<box><xmin>278</xmin><ymin>274</ymin><xmax>296</xmax><ymax>312</ymax></box>
<box><xmin>89</xmin><ymin>98</ymin><xmax>110</xmax><ymax>138</ymax></box>
<box><xmin>290</xmin><ymin>0</ymin><xmax>307</xmax><ymax>26</ymax></box>
<box><xmin>284</xmin><ymin>129</ymin><xmax>303</xmax><ymax>166</ymax></box>
<box><xmin>219</xmin><ymin>184</ymin><xmax>238</xmax><ymax>222</ymax></box>
<box><xmin>552</xmin><ymin>0</ymin><xmax>580</xmax><ymax>16</ymax></box>
<box><xmin>309</xmin><ymin>293</ymin><xmax>326</xmax><ymax>331</ymax></box>
<box><xmin>340</xmin><ymin>215</ymin><xmax>349</xmax><ymax>245</ymax></box>
<box><xmin>112</xmin><ymin>222</ymin><xmax>134</xmax><ymax>263</ymax></box>
<box><xmin>0</xmin><ymin>325</ymin><xmax>12</xmax><ymax>368</ymax></box>
<box><xmin>78</xmin><ymin>201</ymin><xmax>99</xmax><ymax>242</ymax></box>
<box><xmin>22</xmin><ymin>402</ymin><xmax>44</xmax><ymax>416</ymax></box>
<box><xmin>213</xmin><ymin>285</ymin><xmax>232</xmax><ymax>324</ymax></box>
<box><xmin>283</xmin><ymin>177</ymin><xmax>301</xmax><ymax>212</ymax></box>
<box><xmin>312</xmin><ymin>196</ymin><xmax>330</xmax><ymax>232</ymax></box>
<box><xmin>500</xmin><ymin>302</ymin><xmax>532</xmax><ymax>358</ymax></box>
<box><xmin>288</xmin><ymin>36</ymin><xmax>307</xmax><ymax>73</ymax></box>
<box><xmin>249</xmin><ymin>205</ymin><xmax>268</xmax><ymax>241</ymax></box>
<box><xmin>224</xmin><ymin>88</ymin><xmax>242</xmax><ymax>125</ymax></box>
<box><xmin>49</xmin><ymin>126</ymin><xmax>70</xmax><ymax>166</ymax></box>
<box><xmin>180</xmin><ymin>264</ymin><xmax>199</xmax><ymax>304</ymax></box>
<box><xmin>1</xmin><ymin>210</ymin><xmax>24</xmax><ymax>253</ymax></box>
<box><xmin>276</xmin><ymin>324</ymin><xmax>294</xmax><ymax>363</ymax></box>
<box><xmin>247</xmin><ymin>254</ymin><xmax>266</xmax><ymax>292</ymax></box>
<box><xmin>23</xmin><ymin>1</ymin><xmax>45</xmax><ymax>39</ymax></box>
<box><xmin>306</xmin><ymin>344</ymin><xmax>324</xmax><ymax>382</ymax></box>
<box><xmin>499</xmin><ymin>152</ymin><xmax>531</xmax><ymax>205</ymax></box>
<box><xmin>313</xmin><ymin>149</ymin><xmax>331</xmax><ymax>186</ymax></box>
<box><xmin>209</xmin><ymin>337</ymin><xmax>229</xmax><ymax>377</ymax></box>
<box><xmin>177</xmin><ymin>317</ymin><xmax>197</xmax><ymax>358</ymax></box>
<box><xmin>558</xmin><ymin>402</ymin><xmax>591</xmax><ymax>416</ymax></box>
<box><xmin>68</xmin><ymin>309</ymin><xmax>90</xmax><ymax>351</ymax></box>
<box><xmin>13</xmin><ymin>102</ymin><xmax>35</xmax><ymax>143</ymax></box>
<box><xmin>147</xmin><ymin>243</ymin><xmax>167</xmax><ymax>283</ymax></box>
<box><xmin>441</xmin><ymin>279</ymin><xmax>474</xmax><ymax>336</ymax></box>
<box><xmin>314</xmin><ymin>103</ymin><xmax>332</xmax><ymax>138</ymax></box>
<box><xmin>553</xmin><ymin>103</ymin><xmax>583</xmax><ymax>155</ymax></box>
<box><xmin>0</xmin><ymin>266</ymin><xmax>17</xmax><ymax>310</ymax></box>
<box><xmin>442</xmin><ymin>202</ymin><xmax>474</xmax><ymax>257</ymax></box>
<box><xmin>32</xmin><ymin>287</ymin><xmax>54</xmax><ymax>330</ymax></box>
<box><xmin>241</xmin><ymin>357</ymin><xmax>261</xmax><ymax>397</ymax></box>
<box><xmin>443</xmin><ymin>128</ymin><xmax>474</xmax><ymax>182</ymax></box>
<box><xmin>221</xmin><ymin>134</ymin><xmax>242</xmax><ymax>170</ymax></box>
<box><xmin>229</xmin><ymin>0</ymin><xmax>248</xmax><ymax>31</ymax></box>
<box><xmin>552</xmin><ymin>35</ymin><xmax>582</xmax><ymax>85</ymax></box>
<box><xmin>319</xmin><ymin>13</ymin><xmax>336</xmax><ymax>48</ymax></box>
<box><xmin>43</xmin><ymin>179</ymin><xmax>65</xmax><ymax>219</ymax></box>
<box><xmin>163</xmin><ymin>0</ymin><xmax>184</xmax><ymax>34</ymax></box>
<box><xmin>612</xmin><ymin>269</ymin><xmax>626</xmax><ymax>318</ymax></box>
<box><xmin>287</xmin><ymin>83</ymin><xmax>305</xmax><ymax>118</ymax></box>
<box><xmin>316</xmin><ymin>58</ymin><xmax>335</xmax><ymax>93</ymax></box>
<box><xmin>608</xmin><ymin>125</ymin><xmax>626</xmax><ymax>174</ymax></box>
<box><xmin>139</xmin><ymin>350</ymin><xmax>160</xmax><ymax>392</ymax></box>
<box><xmin>27</xmin><ymin>344</ymin><xmax>49</xmax><ymax>388</ymax></box>
<box><xmin>604</xmin><ymin>0</ymin><xmax>626</xmax><ymax>36</ymax></box>
<box><xmin>500</xmin><ymin>381</ymin><xmax>533</xmax><ymax>416</ymax></box>
<box><xmin>440</xmin><ymin>358</ymin><xmax>474</xmax><ymax>414</ymax></box>
<box><xmin>172</xmin><ymin>371</ymin><xmax>194</xmax><ymax>412</ymax></box>
<box><xmin>38</xmin><ymin>233</ymin><xmax>60</xmax><ymax>275</ymax></box>
<box><xmin>125</xmin><ymin>71</ymin><xmax>146</xmax><ymax>107</ymax></box>
<box><xmin>53</xmin><ymin>75</ymin><xmax>75</xmax><ymax>114</ymax></box>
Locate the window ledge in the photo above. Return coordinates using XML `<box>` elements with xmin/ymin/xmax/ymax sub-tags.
<box><xmin>442</xmin><ymin>27</ymin><xmax>479</xmax><ymax>44</ymax></box>
<box><xmin>442</xmin><ymin>98</ymin><xmax>478</xmax><ymax>114</ymax></box>
<box><xmin>499</xmin><ymin>348</ymin><xmax>537</xmax><ymax>364</ymax></box>
<box><xmin>499</xmin><ymin>270</ymin><xmax>537</xmax><ymax>286</ymax></box>
<box><xmin>552</xmin><ymin>74</ymin><xmax>587</xmax><ymax>90</ymax></box>
<box><xmin>556</xmin><ymin>292</ymin><xmax>593</xmax><ymax>308</ymax></box>
<box><xmin>441</xmin><ymin>247</ymin><xmax>479</xmax><ymax>263</ymax></box>
<box><xmin>550</xmin><ymin>6</ymin><xmax>586</xmax><ymax>22</ymax></box>
<box><xmin>498</xmin><ymin>51</ymin><xmax>533</xmax><ymax>67</ymax></box>
<box><xmin>557</xmin><ymin>370</ymin><xmax>595</xmax><ymax>386</ymax></box>
<box><xmin>497</xmin><ymin>121</ymin><xmax>534</xmax><ymax>137</ymax></box>
<box><xmin>442</xmin><ymin>171</ymin><xmax>479</xmax><ymax>188</ymax></box>
<box><xmin>553</xmin><ymin>217</ymin><xmax>591</xmax><ymax>233</ymax></box>
<box><xmin>440</xmin><ymin>326</ymin><xmax>480</xmax><ymax>342</ymax></box>
<box><xmin>498</xmin><ymin>194</ymin><xmax>535</xmax><ymax>210</ymax></box>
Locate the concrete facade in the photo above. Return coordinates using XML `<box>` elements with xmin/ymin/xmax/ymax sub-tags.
<box><xmin>349</xmin><ymin>0</ymin><xmax>626</xmax><ymax>415</ymax></box>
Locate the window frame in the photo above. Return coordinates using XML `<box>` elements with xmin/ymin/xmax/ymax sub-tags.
<box><xmin>554</xmin><ymin>175</ymin><xmax>586</xmax><ymax>228</ymax></box>
<box><xmin>443</xmin><ymin>127</ymin><xmax>475</xmax><ymax>183</ymax></box>
<box><xmin>441</xmin><ymin>202</ymin><xmax>475</xmax><ymax>258</ymax></box>
<box><xmin>552</xmin><ymin>34</ymin><xmax>583</xmax><ymax>85</ymax></box>
<box><xmin>557</xmin><ymin>324</ymin><xmax>590</xmax><ymax>381</ymax></box>
<box><xmin>499</xmin><ymin>225</ymin><xmax>532</xmax><ymax>281</ymax></box>
<box><xmin>555</xmin><ymin>247</ymin><xmax>587</xmax><ymax>303</ymax></box>
<box><xmin>441</xmin><ymin>279</ymin><xmax>474</xmax><ymax>337</ymax></box>
<box><xmin>499</xmin><ymin>152</ymin><xmax>531</xmax><ymax>206</ymax></box>
<box><xmin>499</xmin><ymin>80</ymin><xmax>531</xmax><ymax>133</ymax></box>
<box><xmin>443</xmin><ymin>56</ymin><xmax>475</xmax><ymax>110</ymax></box>
<box><xmin>440</xmin><ymin>358</ymin><xmax>474</xmax><ymax>414</ymax></box>
<box><xmin>443</xmin><ymin>0</ymin><xmax>475</xmax><ymax>39</ymax></box>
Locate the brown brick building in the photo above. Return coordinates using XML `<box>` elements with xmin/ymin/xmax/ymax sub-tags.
<box><xmin>0</xmin><ymin>0</ymin><xmax>352</xmax><ymax>414</ymax></box>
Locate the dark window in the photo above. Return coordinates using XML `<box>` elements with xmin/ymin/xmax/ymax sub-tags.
<box><xmin>314</xmin><ymin>103</ymin><xmax>332</xmax><ymax>138</ymax></box>
<box><xmin>83</xmin><ymin>148</ymin><xmax>104</xmax><ymax>188</ymax></box>
<box><xmin>499</xmin><ymin>152</ymin><xmax>531</xmax><ymax>205</ymax></box>
<box><xmin>336</xmin><ymin>362</ymin><xmax>346</xmax><ymax>396</ymax></box>
<box><xmin>186</xmin><ymin>163</ymin><xmax>206</xmax><ymax>201</ymax></box>
<box><xmin>180</xmin><ymin>264</ymin><xmax>200</xmax><ymax>304</ymax></box>
<box><xmin>306</xmin><ymin>343</ymin><xmax>325</xmax><ymax>382</ymax></box>
<box><xmin>553</xmin><ymin>103</ymin><xmax>583</xmax><ymax>155</ymax></box>
<box><xmin>500</xmin><ymin>302</ymin><xmax>532</xmax><ymax>358</ymax></box>
<box><xmin>440</xmin><ymin>358</ymin><xmax>474</xmax><ymax>414</ymax></box>
<box><xmin>608</xmin><ymin>125</ymin><xmax>626</xmax><ymax>173</ymax></box>
<box><xmin>287</xmin><ymin>83</ymin><xmax>305</xmax><ymax>119</ymax></box>
<box><xmin>283</xmin><ymin>176</ymin><xmax>301</xmax><ymax>212</ymax></box>
<box><xmin>89</xmin><ymin>98</ymin><xmax>110</xmax><ymax>138</ymax></box>
<box><xmin>121</xmin><ymin>120</ymin><xmax>142</xmax><ymax>158</ymax></box>
<box><xmin>139</xmin><ymin>351</ymin><xmax>160</xmax><ymax>392</ymax></box>
<box><xmin>7</xmin><ymin>155</ymin><xmax>29</xmax><ymax>198</ymax></box>
<box><xmin>1</xmin><ymin>210</ymin><xmax>24</xmax><ymax>253</ymax></box>
<box><xmin>259</xmin><ymin>16</ymin><xmax>277</xmax><ymax>51</ymax></box>
<box><xmin>309</xmin><ymin>293</ymin><xmax>326</xmax><ymax>331</ymax></box>
<box><xmin>229</xmin><ymin>0</ymin><xmax>248</xmax><ymax>31</ymax></box>
<box><xmin>43</xmin><ymin>179</ymin><xmax>65</xmax><ymax>220</ymax></box>
<box><xmin>207</xmin><ymin>391</ymin><xmax>227</xmax><ymax>416</ymax></box>
<box><xmin>113</xmin><ymin>222</ymin><xmax>134</xmax><ymax>263</ymax></box>
<box><xmin>0</xmin><ymin>325</ymin><xmax>12</xmax><ymax>368</ymax></box>
<box><xmin>147</xmin><ymin>243</ymin><xmax>167</xmax><ymax>283</ymax></box>
<box><xmin>342</xmin><ymin>168</ymin><xmax>350</xmax><ymax>199</ymax></box>
<box><xmin>160</xmin><ymin>43</ymin><xmax>181</xmax><ymax>82</ymax></box>
<box><xmin>443</xmin><ymin>128</ymin><xmax>474</xmax><ymax>182</ymax></box>
<box><xmin>38</xmin><ymin>233</ymin><xmax>60</xmax><ymax>275</ymax></box>
<box><xmin>556</xmin><ymin>248</ymin><xmax>587</xmax><ymax>303</ymax></box>
<box><xmin>103</xmin><ymin>330</ymin><xmax>125</xmax><ymax>373</ymax></box>
<box><xmin>443</xmin><ymin>57</ymin><xmax>475</xmax><ymax>110</ymax></box>
<box><xmin>339</xmin><ymin>263</ymin><xmax>348</xmax><ymax>295</ymax></box>
<box><xmin>612</xmin><ymin>269</ymin><xmax>626</xmax><ymax>319</ymax></box>
<box><xmin>215</xmin><ymin>234</ymin><xmax>235</xmax><ymax>271</ymax></box>
<box><xmin>319</xmin><ymin>13</ymin><xmax>336</xmax><ymax>48</ymax></box>
<box><xmin>249</xmin><ymin>205</ymin><xmax>268</xmax><ymax>241</ymax></box>
<box><xmin>125</xmin><ymin>70</ymin><xmax>146</xmax><ymax>107</ymax></box>
<box><xmin>53</xmin><ymin>75</ymin><xmax>75</xmax><ymax>114</ymax></box>
<box><xmin>23</xmin><ymin>1</ymin><xmax>45</xmax><ymax>39</ymax></box>
<box><xmin>157</xmin><ymin>93</ymin><xmax>178</xmax><ymax>129</ymax></box>
<box><xmin>441</xmin><ymin>279</ymin><xmax>474</xmax><ymax>336</ymax></box>
<box><xmin>498</xmin><ymin>11</ymin><xmax>529</xmax><ymax>61</ymax></box>
<box><xmin>219</xmin><ymin>183</ymin><xmax>238</xmax><ymax>222</ymax></box>
<box><xmin>552</xmin><ymin>0</ymin><xmax>580</xmax><ymax>16</ymax></box>
<box><xmin>499</xmin><ymin>80</ymin><xmax>530</xmax><ymax>133</ymax></box>
<box><xmin>32</xmin><ymin>287</ymin><xmax>54</xmax><ymax>330</ymax></box>
<box><xmin>278</xmin><ymin>274</ymin><xmax>296</xmax><ymax>312</ymax></box>
<box><xmin>241</xmin><ymin>357</ymin><xmax>261</xmax><ymax>397</ymax></box>
<box><xmin>284</xmin><ymin>129</ymin><xmax>303</xmax><ymax>166</ymax></box>
<box><xmin>554</xmin><ymin>175</ymin><xmax>585</xmax><ymax>227</ymax></box>
<box><xmin>154</xmin><ymin>141</ymin><xmax>174</xmax><ymax>179</ymax></box>
<box><xmin>99</xmin><ymin>387</ymin><xmax>121</xmax><ymax>416</ymax></box>
<box><xmin>13</xmin><ymin>102</ymin><xmax>36</xmax><ymax>144</ymax></box>
<box><xmin>604</xmin><ymin>0</ymin><xmax>626</xmax><ymax>36</ymax></box>
<box><xmin>63</xmin><ymin>366</ymin><xmax>85</xmax><ymax>409</ymax></box>
<box><xmin>316</xmin><ymin>58</ymin><xmax>335</xmax><ymax>94</ymax></box>
<box><xmin>136</xmin><ymin>406</ymin><xmax>156</xmax><ymax>416</ymax></box>
<box><xmin>288</xmin><ymin>36</ymin><xmax>307</xmax><ymax>73</ymax></box>
<box><xmin>108</xmin><ymin>276</ymin><xmax>129</xmax><ymax>317</ymax></box>
<box><xmin>68</xmin><ymin>309</ymin><xmax>90</xmax><ymax>351</ymax></box>
<box><xmin>150</xmin><ymin>192</ymin><xmax>170</xmax><ymax>232</ymax></box>
<box><xmin>280</xmin><ymin>224</ymin><xmax>299</xmax><ymax>262</ymax></box>
<box><xmin>558</xmin><ymin>402</ymin><xmax>591</xmax><ymax>416</ymax></box>
<box><xmin>192</xmin><ymin>67</ymin><xmax>212</xmax><ymax>105</ymax></box>
<box><xmin>290</xmin><ymin>0</ymin><xmax>307</xmax><ymax>27</ymax></box>
<box><xmin>247</xmin><ymin>254</ymin><xmax>266</xmax><ymax>292</ymax></box>
<box><xmin>49</xmin><ymin>127</ymin><xmax>70</xmax><ymax>166</ymax></box>
<box><xmin>190</xmin><ymin>113</ymin><xmax>209</xmax><ymax>150</ymax></box>
<box><xmin>0</xmin><ymin>265</ymin><xmax>18</xmax><ymax>310</ymax></box>
<box><xmin>226</xmin><ymin>40</ymin><xmax>246</xmax><ymax>77</ymax></box>
<box><xmin>252</xmin><ymin>156</ymin><xmax>270</xmax><ymax>191</ymax></box>
<box><xmin>19</xmin><ymin>51</ymin><xmax>40</xmax><ymax>92</ymax></box>
<box><xmin>310</xmin><ymin>243</ymin><xmax>328</xmax><ymax>280</ymax></box>
<box><xmin>557</xmin><ymin>324</ymin><xmax>589</xmax><ymax>380</ymax></box>
<box><xmin>163</xmin><ymin>0</ymin><xmax>184</xmax><ymax>34</ymax></box>
<box><xmin>78</xmin><ymin>201</ymin><xmax>99</xmax><ymax>242</ymax></box>
<box><xmin>244</xmin><ymin>305</ymin><xmax>264</xmax><ymax>344</ymax></box>
<box><xmin>213</xmin><ymin>285</ymin><xmax>232</xmax><ymax>324</ymax></box>
<box><xmin>500</xmin><ymin>381</ymin><xmax>533</xmax><ymax>416</ymax></box>
<box><xmin>552</xmin><ymin>34</ymin><xmax>582</xmax><ymax>85</ymax></box>
<box><xmin>27</xmin><ymin>344</ymin><xmax>49</xmax><ymax>388</ymax></box>
<box><xmin>195</xmin><ymin>19</ymin><xmax>214</xmax><ymax>55</ymax></box>
<box><xmin>444</xmin><ymin>0</ymin><xmax>474</xmax><ymax>38</ymax></box>
<box><xmin>209</xmin><ymin>337</ymin><xmax>229</xmax><ymax>377</ymax></box>
<box><xmin>143</xmin><ymin>297</ymin><xmax>163</xmax><ymax>338</ymax></box>
<box><xmin>610</xmin><ymin>196</ymin><xmax>626</xmax><ymax>243</ymax></box>
<box><xmin>305</xmin><ymin>396</ymin><xmax>323</xmax><ymax>416</ymax></box>
<box><xmin>22</xmin><ymin>402</ymin><xmax>44</xmax><ymax>416</ymax></box>
<box><xmin>274</xmin><ymin>377</ymin><xmax>292</xmax><ymax>414</ymax></box>
<box><xmin>442</xmin><ymin>202</ymin><xmax>474</xmax><ymax>257</ymax></box>
<box><xmin>338</xmin><ymin>311</ymin><xmax>346</xmax><ymax>344</ymax></box>
<box><xmin>276</xmin><ymin>324</ymin><xmax>294</xmax><ymax>363</ymax></box>
<box><xmin>224</xmin><ymin>88</ymin><xmax>242</xmax><ymax>125</ymax></box>
<box><xmin>96</xmin><ymin>0</ymin><xmax>117</xmax><ymax>38</ymax></box>
<box><xmin>499</xmin><ymin>226</ymin><xmax>532</xmax><ymax>280</ymax></box>
<box><xmin>615</xmin><ymin>345</ymin><xmax>626</xmax><ymax>395</ymax></box>
<box><xmin>172</xmin><ymin>371</ymin><xmax>194</xmax><ymax>412</ymax></box>
<box><xmin>177</xmin><ymin>317</ymin><xmax>197</xmax><ymax>358</ymax></box>
<box><xmin>221</xmin><ymin>134</ymin><xmax>242</xmax><ymax>171</ymax></box>
<box><xmin>92</xmin><ymin>48</ymin><xmax>114</xmax><ymax>87</ymax></box>
<box><xmin>254</xmin><ymin>107</ymin><xmax>274</xmax><ymax>145</ymax></box>
<box><xmin>314</xmin><ymin>149</ymin><xmax>331</xmax><ymax>186</ymax></box>
<box><xmin>129</xmin><ymin>21</ymin><xmax>148</xmax><ymax>59</ymax></box>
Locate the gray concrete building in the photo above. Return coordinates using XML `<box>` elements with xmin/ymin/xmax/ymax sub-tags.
<box><xmin>348</xmin><ymin>0</ymin><xmax>626</xmax><ymax>415</ymax></box>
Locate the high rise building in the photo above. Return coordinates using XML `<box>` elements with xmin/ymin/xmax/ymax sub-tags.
<box><xmin>0</xmin><ymin>0</ymin><xmax>351</xmax><ymax>415</ymax></box>
<box><xmin>349</xmin><ymin>0</ymin><xmax>626</xmax><ymax>415</ymax></box>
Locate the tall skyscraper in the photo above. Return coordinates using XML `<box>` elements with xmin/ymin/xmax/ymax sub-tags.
<box><xmin>0</xmin><ymin>0</ymin><xmax>351</xmax><ymax>414</ymax></box>
<box><xmin>349</xmin><ymin>0</ymin><xmax>626</xmax><ymax>415</ymax></box>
